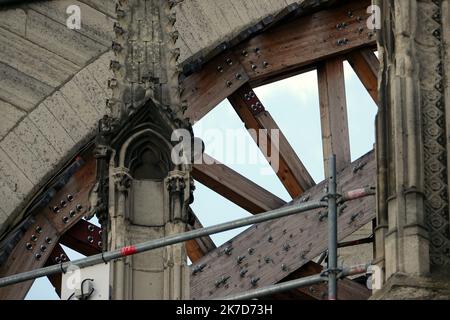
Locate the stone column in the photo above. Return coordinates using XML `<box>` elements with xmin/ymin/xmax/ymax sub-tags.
<box><xmin>373</xmin><ymin>0</ymin><xmax>450</xmax><ymax>299</ymax></box>
<box><xmin>92</xmin><ymin>0</ymin><xmax>192</xmax><ymax>299</ymax></box>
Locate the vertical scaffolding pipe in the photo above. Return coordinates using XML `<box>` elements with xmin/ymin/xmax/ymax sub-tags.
<box><xmin>327</xmin><ymin>154</ymin><xmax>338</xmax><ymax>300</ymax></box>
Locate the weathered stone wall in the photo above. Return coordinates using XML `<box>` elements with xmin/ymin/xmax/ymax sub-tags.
<box><xmin>374</xmin><ymin>0</ymin><xmax>450</xmax><ymax>299</ymax></box>
<box><xmin>0</xmin><ymin>0</ymin><xmax>300</xmax><ymax>234</ymax></box>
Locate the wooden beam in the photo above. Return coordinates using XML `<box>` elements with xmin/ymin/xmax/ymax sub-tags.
<box><xmin>193</xmin><ymin>154</ymin><xmax>286</xmax><ymax>214</ymax></box>
<box><xmin>269</xmin><ymin>261</ymin><xmax>370</xmax><ymax>300</ymax></box>
<box><xmin>186</xmin><ymin>209</ymin><xmax>217</xmax><ymax>263</ymax></box>
<box><xmin>346</xmin><ymin>49</ymin><xmax>380</xmax><ymax>106</ymax></box>
<box><xmin>0</xmin><ymin>156</ymin><xmax>96</xmax><ymax>300</ymax></box>
<box><xmin>318</xmin><ymin>57</ymin><xmax>351</xmax><ymax>175</ymax></box>
<box><xmin>190</xmin><ymin>151</ymin><xmax>376</xmax><ymax>299</ymax></box>
<box><xmin>183</xmin><ymin>52</ymin><xmax>249</xmax><ymax>122</ymax></box>
<box><xmin>229</xmin><ymin>84</ymin><xmax>315</xmax><ymax>198</ymax></box>
<box><xmin>238</xmin><ymin>0</ymin><xmax>375</xmax><ymax>86</ymax></box>
<box><xmin>45</xmin><ymin>244</ymin><xmax>70</xmax><ymax>298</ymax></box>
<box><xmin>59</xmin><ymin>219</ymin><xmax>102</xmax><ymax>256</ymax></box>
<box><xmin>182</xmin><ymin>0</ymin><xmax>376</xmax><ymax>123</ymax></box>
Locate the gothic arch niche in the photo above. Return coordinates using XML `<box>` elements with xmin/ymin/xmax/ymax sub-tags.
<box><xmin>118</xmin><ymin>128</ymin><xmax>176</xmax><ymax>227</ymax></box>
<box><xmin>123</xmin><ymin>129</ymin><xmax>174</xmax><ymax>181</ymax></box>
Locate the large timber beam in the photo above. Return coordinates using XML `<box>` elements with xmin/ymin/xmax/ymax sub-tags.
<box><xmin>186</xmin><ymin>210</ymin><xmax>217</xmax><ymax>263</ymax></box>
<box><xmin>346</xmin><ymin>49</ymin><xmax>380</xmax><ymax>106</ymax></box>
<box><xmin>318</xmin><ymin>57</ymin><xmax>351</xmax><ymax>175</ymax></box>
<box><xmin>59</xmin><ymin>219</ymin><xmax>102</xmax><ymax>256</ymax></box>
<box><xmin>193</xmin><ymin>154</ymin><xmax>286</xmax><ymax>214</ymax></box>
<box><xmin>228</xmin><ymin>84</ymin><xmax>315</xmax><ymax>198</ymax></box>
<box><xmin>267</xmin><ymin>261</ymin><xmax>370</xmax><ymax>300</ymax></box>
<box><xmin>0</xmin><ymin>156</ymin><xmax>96</xmax><ymax>300</ymax></box>
<box><xmin>183</xmin><ymin>0</ymin><xmax>376</xmax><ymax>122</ymax></box>
<box><xmin>190</xmin><ymin>150</ymin><xmax>376</xmax><ymax>299</ymax></box>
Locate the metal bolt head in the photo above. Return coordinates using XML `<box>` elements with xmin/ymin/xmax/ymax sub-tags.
<box><xmin>31</xmin><ymin>235</ymin><xmax>38</xmax><ymax>242</ymax></box>
<box><xmin>251</xmin><ymin>64</ymin><xmax>257</xmax><ymax>71</ymax></box>
<box><xmin>76</xmin><ymin>204</ymin><xmax>83</xmax><ymax>211</ymax></box>
<box><xmin>113</xmin><ymin>22</ymin><xmax>124</xmax><ymax>35</ymax></box>
<box><xmin>240</xmin><ymin>269</ymin><xmax>248</xmax><ymax>277</ymax></box>
<box><xmin>26</xmin><ymin>243</ymin><xmax>33</xmax><ymax>250</ymax></box>
<box><xmin>217</xmin><ymin>65</ymin><xmax>224</xmax><ymax>73</ymax></box>
<box><xmin>282</xmin><ymin>264</ymin><xmax>288</xmax><ymax>272</ymax></box>
<box><xmin>224</xmin><ymin>246</ymin><xmax>233</xmax><ymax>255</ymax></box>
<box><xmin>235</xmin><ymin>73</ymin><xmax>242</xmax><ymax>80</ymax></box>
<box><xmin>67</xmin><ymin>194</ymin><xmax>74</xmax><ymax>202</ymax></box>
<box><xmin>40</xmin><ymin>245</ymin><xmax>47</xmax><ymax>252</ymax></box>
<box><xmin>263</xmin><ymin>61</ymin><xmax>269</xmax><ymax>68</ymax></box>
<box><xmin>248</xmin><ymin>248</ymin><xmax>255</xmax><ymax>255</ymax></box>
<box><xmin>98</xmin><ymin>241</ymin><xmax>103</xmax><ymax>247</ymax></box>
<box><xmin>62</xmin><ymin>216</ymin><xmax>69</xmax><ymax>224</ymax></box>
<box><xmin>250</xmin><ymin>277</ymin><xmax>260</xmax><ymax>287</ymax></box>
<box><xmin>45</xmin><ymin>237</ymin><xmax>52</xmax><ymax>244</ymax></box>
<box><xmin>237</xmin><ymin>255</ymin><xmax>246</xmax><ymax>264</ymax></box>
<box><xmin>226</xmin><ymin>80</ymin><xmax>233</xmax><ymax>87</ymax></box>
<box><xmin>88</xmin><ymin>225</ymin><xmax>95</xmax><ymax>232</ymax></box>
<box><xmin>60</xmin><ymin>200</ymin><xmax>67</xmax><ymax>208</ymax></box>
<box><xmin>88</xmin><ymin>236</ymin><xmax>94</xmax><ymax>243</ymax></box>
<box><xmin>35</xmin><ymin>253</ymin><xmax>42</xmax><ymax>260</ymax></box>
<box><xmin>60</xmin><ymin>254</ymin><xmax>67</xmax><ymax>262</ymax></box>
<box><xmin>242</xmin><ymin>50</ymin><xmax>249</xmax><ymax>57</ymax></box>
<box><xmin>226</xmin><ymin>58</ymin><xmax>233</xmax><ymax>65</ymax></box>
<box><xmin>54</xmin><ymin>257</ymin><xmax>61</xmax><ymax>264</ymax></box>
<box><xmin>52</xmin><ymin>206</ymin><xmax>60</xmax><ymax>213</ymax></box>
<box><xmin>35</xmin><ymin>226</ymin><xmax>42</xmax><ymax>234</ymax></box>
<box><xmin>69</xmin><ymin>210</ymin><xmax>76</xmax><ymax>217</ymax></box>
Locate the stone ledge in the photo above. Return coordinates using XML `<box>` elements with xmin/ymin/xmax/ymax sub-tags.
<box><xmin>371</xmin><ymin>273</ymin><xmax>450</xmax><ymax>300</ymax></box>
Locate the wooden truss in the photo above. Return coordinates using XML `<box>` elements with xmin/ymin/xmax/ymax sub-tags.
<box><xmin>0</xmin><ymin>0</ymin><xmax>379</xmax><ymax>300</ymax></box>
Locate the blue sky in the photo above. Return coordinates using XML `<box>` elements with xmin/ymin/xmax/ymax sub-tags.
<box><xmin>26</xmin><ymin>61</ymin><xmax>377</xmax><ymax>299</ymax></box>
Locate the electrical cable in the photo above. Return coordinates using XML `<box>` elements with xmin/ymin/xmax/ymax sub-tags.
<box><xmin>80</xmin><ymin>278</ymin><xmax>95</xmax><ymax>300</ymax></box>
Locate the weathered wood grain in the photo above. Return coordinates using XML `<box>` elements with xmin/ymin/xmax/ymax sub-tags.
<box><xmin>0</xmin><ymin>156</ymin><xmax>96</xmax><ymax>300</ymax></box>
<box><xmin>318</xmin><ymin>57</ymin><xmax>351</xmax><ymax>175</ymax></box>
<box><xmin>346</xmin><ymin>49</ymin><xmax>380</xmax><ymax>106</ymax></box>
<box><xmin>229</xmin><ymin>84</ymin><xmax>315</xmax><ymax>198</ymax></box>
<box><xmin>193</xmin><ymin>154</ymin><xmax>286</xmax><ymax>214</ymax></box>
<box><xmin>190</xmin><ymin>151</ymin><xmax>375</xmax><ymax>299</ymax></box>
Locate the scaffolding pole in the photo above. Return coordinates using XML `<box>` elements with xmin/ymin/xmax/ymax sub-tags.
<box><xmin>327</xmin><ymin>154</ymin><xmax>338</xmax><ymax>300</ymax></box>
<box><xmin>220</xmin><ymin>264</ymin><xmax>369</xmax><ymax>300</ymax></box>
<box><xmin>0</xmin><ymin>200</ymin><xmax>327</xmax><ymax>289</ymax></box>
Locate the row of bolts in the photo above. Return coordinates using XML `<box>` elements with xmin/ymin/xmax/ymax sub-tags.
<box><xmin>192</xmin><ymin>179</ymin><xmax>368</xmax><ymax>289</ymax></box>
<box><xmin>25</xmin><ymin>194</ymin><xmax>103</xmax><ymax>261</ymax></box>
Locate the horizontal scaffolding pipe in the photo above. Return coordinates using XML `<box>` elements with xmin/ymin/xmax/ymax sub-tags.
<box><xmin>0</xmin><ymin>200</ymin><xmax>327</xmax><ymax>289</ymax></box>
<box><xmin>220</xmin><ymin>264</ymin><xmax>369</xmax><ymax>300</ymax></box>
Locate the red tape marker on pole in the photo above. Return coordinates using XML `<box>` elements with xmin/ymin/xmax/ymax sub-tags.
<box><xmin>121</xmin><ymin>245</ymin><xmax>137</xmax><ymax>256</ymax></box>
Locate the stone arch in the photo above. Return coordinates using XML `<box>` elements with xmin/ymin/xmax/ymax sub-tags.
<box><xmin>0</xmin><ymin>0</ymin><xmax>302</xmax><ymax>237</ymax></box>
